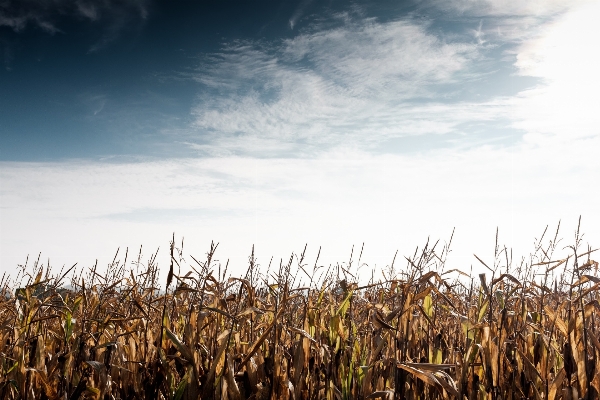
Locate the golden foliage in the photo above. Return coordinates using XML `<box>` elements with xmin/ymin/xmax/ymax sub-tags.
<box><xmin>1</xmin><ymin>230</ymin><xmax>599</xmax><ymax>400</ymax></box>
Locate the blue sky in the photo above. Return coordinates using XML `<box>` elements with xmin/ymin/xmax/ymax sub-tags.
<box><xmin>1</xmin><ymin>0</ymin><xmax>599</xmax><ymax>278</ymax></box>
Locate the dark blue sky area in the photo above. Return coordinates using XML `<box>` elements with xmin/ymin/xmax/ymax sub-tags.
<box><xmin>1</xmin><ymin>0</ymin><xmax>375</xmax><ymax>160</ymax></box>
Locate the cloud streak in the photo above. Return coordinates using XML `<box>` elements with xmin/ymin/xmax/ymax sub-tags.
<box><xmin>289</xmin><ymin>0</ymin><xmax>315</xmax><ymax>30</ymax></box>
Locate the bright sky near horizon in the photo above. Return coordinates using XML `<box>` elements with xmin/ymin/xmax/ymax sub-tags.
<box><xmin>1</xmin><ymin>0</ymin><xmax>599</xmax><ymax>280</ymax></box>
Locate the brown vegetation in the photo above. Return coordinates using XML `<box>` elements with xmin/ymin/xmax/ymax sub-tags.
<box><xmin>0</xmin><ymin>225</ymin><xmax>599</xmax><ymax>400</ymax></box>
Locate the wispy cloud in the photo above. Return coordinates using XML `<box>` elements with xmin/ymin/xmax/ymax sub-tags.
<box><xmin>425</xmin><ymin>0</ymin><xmax>597</xmax><ymax>49</ymax></box>
<box><xmin>0</xmin><ymin>0</ymin><xmax>150</xmax><ymax>50</ymax></box>
<box><xmin>78</xmin><ymin>93</ymin><xmax>107</xmax><ymax>116</ymax></box>
<box><xmin>188</xmin><ymin>0</ymin><xmax>599</xmax><ymax>157</ymax></box>
<box><xmin>0</xmin><ymin>13</ymin><xmax>59</xmax><ymax>34</ymax></box>
<box><xmin>427</xmin><ymin>0</ymin><xmax>593</xmax><ymax>18</ymax></box>
<box><xmin>190</xmin><ymin>17</ymin><xmax>508</xmax><ymax>157</ymax></box>
<box><xmin>289</xmin><ymin>0</ymin><xmax>315</xmax><ymax>30</ymax></box>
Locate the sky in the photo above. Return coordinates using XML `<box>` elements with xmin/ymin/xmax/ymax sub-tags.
<box><xmin>1</xmin><ymin>0</ymin><xmax>599</xmax><ymax>281</ymax></box>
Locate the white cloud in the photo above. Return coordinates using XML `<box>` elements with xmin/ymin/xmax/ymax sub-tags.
<box><xmin>281</xmin><ymin>19</ymin><xmax>475</xmax><ymax>90</ymax></box>
<box><xmin>191</xmin><ymin>4</ymin><xmax>600</xmax><ymax>158</ymax></box>
<box><xmin>190</xmin><ymin>18</ymin><xmax>496</xmax><ymax>156</ymax></box>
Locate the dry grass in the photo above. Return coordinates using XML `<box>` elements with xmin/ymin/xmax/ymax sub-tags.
<box><xmin>0</xmin><ymin>224</ymin><xmax>599</xmax><ymax>400</ymax></box>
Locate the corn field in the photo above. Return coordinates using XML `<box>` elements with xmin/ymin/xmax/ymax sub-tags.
<box><xmin>1</xmin><ymin>225</ymin><xmax>599</xmax><ymax>400</ymax></box>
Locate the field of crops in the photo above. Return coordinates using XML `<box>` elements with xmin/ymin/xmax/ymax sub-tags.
<box><xmin>1</xmin><ymin>227</ymin><xmax>599</xmax><ymax>400</ymax></box>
